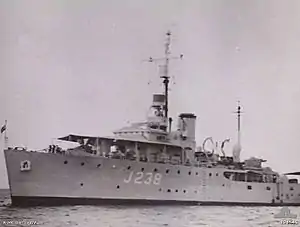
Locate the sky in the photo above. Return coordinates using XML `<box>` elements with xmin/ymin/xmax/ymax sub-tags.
<box><xmin>1</xmin><ymin>0</ymin><xmax>300</xmax><ymax>188</ymax></box>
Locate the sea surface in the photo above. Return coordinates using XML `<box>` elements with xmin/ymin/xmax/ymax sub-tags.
<box><xmin>1</xmin><ymin>189</ymin><xmax>300</xmax><ymax>227</ymax></box>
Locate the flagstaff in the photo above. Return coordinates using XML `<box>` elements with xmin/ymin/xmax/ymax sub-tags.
<box><xmin>1</xmin><ymin>120</ymin><xmax>8</xmax><ymax>149</ymax></box>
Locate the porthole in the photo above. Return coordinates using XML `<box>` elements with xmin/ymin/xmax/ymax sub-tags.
<box><xmin>183</xmin><ymin>190</ymin><xmax>186</xmax><ymax>193</ymax></box>
<box><xmin>291</xmin><ymin>194</ymin><xmax>294</xmax><ymax>197</ymax></box>
<box><xmin>222</xmin><ymin>184</ymin><xmax>225</xmax><ymax>187</ymax></box>
<box><xmin>166</xmin><ymin>169</ymin><xmax>169</xmax><ymax>174</ymax></box>
<box><xmin>177</xmin><ymin>170</ymin><xmax>180</xmax><ymax>174</ymax></box>
<box><xmin>81</xmin><ymin>162</ymin><xmax>85</xmax><ymax>166</ymax></box>
<box><xmin>141</xmin><ymin>168</ymin><xmax>144</xmax><ymax>172</ymax></box>
<box><xmin>196</xmin><ymin>172</ymin><xmax>198</xmax><ymax>175</ymax></box>
<box><xmin>116</xmin><ymin>185</ymin><xmax>120</xmax><ymax>189</ymax></box>
<box><xmin>266</xmin><ymin>186</ymin><xmax>271</xmax><ymax>191</ymax></box>
<box><xmin>154</xmin><ymin>168</ymin><xmax>157</xmax><ymax>172</ymax></box>
<box><xmin>127</xmin><ymin>166</ymin><xmax>131</xmax><ymax>170</ymax></box>
<box><xmin>159</xmin><ymin>188</ymin><xmax>162</xmax><ymax>192</ymax></box>
<box><xmin>290</xmin><ymin>187</ymin><xmax>294</xmax><ymax>191</ymax></box>
<box><xmin>97</xmin><ymin>164</ymin><xmax>101</xmax><ymax>168</ymax></box>
<box><xmin>247</xmin><ymin>185</ymin><xmax>252</xmax><ymax>190</ymax></box>
<box><xmin>188</xmin><ymin>171</ymin><xmax>191</xmax><ymax>175</ymax></box>
<box><xmin>209</xmin><ymin>173</ymin><xmax>212</xmax><ymax>177</ymax></box>
<box><xmin>80</xmin><ymin>183</ymin><xmax>83</xmax><ymax>186</ymax></box>
<box><xmin>167</xmin><ymin>189</ymin><xmax>171</xmax><ymax>192</ymax></box>
<box><xmin>216</xmin><ymin>173</ymin><xmax>219</xmax><ymax>176</ymax></box>
<box><xmin>64</xmin><ymin>161</ymin><xmax>68</xmax><ymax>164</ymax></box>
<box><xmin>175</xmin><ymin>189</ymin><xmax>178</xmax><ymax>192</ymax></box>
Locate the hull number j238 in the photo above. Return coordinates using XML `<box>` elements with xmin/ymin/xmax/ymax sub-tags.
<box><xmin>123</xmin><ymin>171</ymin><xmax>163</xmax><ymax>185</ymax></box>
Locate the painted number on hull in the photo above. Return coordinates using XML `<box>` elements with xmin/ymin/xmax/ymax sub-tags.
<box><xmin>124</xmin><ymin>171</ymin><xmax>162</xmax><ymax>185</ymax></box>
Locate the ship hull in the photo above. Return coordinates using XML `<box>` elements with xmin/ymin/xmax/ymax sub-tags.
<box><xmin>4</xmin><ymin>149</ymin><xmax>300</xmax><ymax>207</ymax></box>
<box><xmin>10</xmin><ymin>196</ymin><xmax>300</xmax><ymax>207</ymax></box>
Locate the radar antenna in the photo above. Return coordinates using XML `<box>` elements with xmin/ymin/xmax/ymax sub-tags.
<box><xmin>146</xmin><ymin>31</ymin><xmax>183</xmax><ymax>119</ymax></box>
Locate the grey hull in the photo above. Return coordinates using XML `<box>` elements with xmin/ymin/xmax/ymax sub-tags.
<box><xmin>4</xmin><ymin>149</ymin><xmax>300</xmax><ymax>206</ymax></box>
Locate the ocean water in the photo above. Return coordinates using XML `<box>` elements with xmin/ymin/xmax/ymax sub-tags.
<box><xmin>1</xmin><ymin>190</ymin><xmax>300</xmax><ymax>227</ymax></box>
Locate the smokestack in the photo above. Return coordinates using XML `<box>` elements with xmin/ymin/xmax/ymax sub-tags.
<box><xmin>178</xmin><ymin>113</ymin><xmax>196</xmax><ymax>140</ymax></box>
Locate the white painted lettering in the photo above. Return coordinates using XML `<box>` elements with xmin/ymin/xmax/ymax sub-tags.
<box><xmin>123</xmin><ymin>171</ymin><xmax>133</xmax><ymax>183</ymax></box>
<box><xmin>153</xmin><ymin>173</ymin><xmax>162</xmax><ymax>185</ymax></box>
<box><xmin>144</xmin><ymin>172</ymin><xmax>153</xmax><ymax>185</ymax></box>
<box><xmin>134</xmin><ymin>172</ymin><xmax>143</xmax><ymax>184</ymax></box>
<box><xmin>123</xmin><ymin>171</ymin><xmax>163</xmax><ymax>185</ymax></box>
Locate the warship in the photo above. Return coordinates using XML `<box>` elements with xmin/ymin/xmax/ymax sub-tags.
<box><xmin>3</xmin><ymin>31</ymin><xmax>300</xmax><ymax>207</ymax></box>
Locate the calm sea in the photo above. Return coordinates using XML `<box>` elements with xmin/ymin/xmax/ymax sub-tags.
<box><xmin>1</xmin><ymin>189</ymin><xmax>300</xmax><ymax>227</ymax></box>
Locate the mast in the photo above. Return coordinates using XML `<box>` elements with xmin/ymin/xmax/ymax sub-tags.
<box><xmin>147</xmin><ymin>31</ymin><xmax>183</xmax><ymax>120</ymax></box>
<box><xmin>232</xmin><ymin>101</ymin><xmax>243</xmax><ymax>162</ymax></box>
<box><xmin>233</xmin><ymin>101</ymin><xmax>242</xmax><ymax>146</ymax></box>
<box><xmin>162</xmin><ymin>31</ymin><xmax>171</xmax><ymax>119</ymax></box>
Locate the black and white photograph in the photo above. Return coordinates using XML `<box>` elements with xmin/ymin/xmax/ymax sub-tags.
<box><xmin>1</xmin><ymin>1</ymin><xmax>300</xmax><ymax>226</ymax></box>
